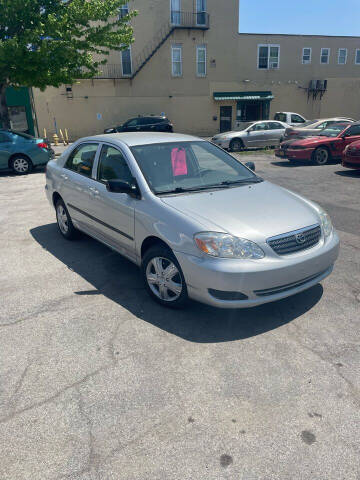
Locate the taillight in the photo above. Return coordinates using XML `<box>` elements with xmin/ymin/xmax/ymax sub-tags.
<box><xmin>289</xmin><ymin>132</ymin><xmax>297</xmax><ymax>136</ymax></box>
<box><xmin>37</xmin><ymin>142</ymin><xmax>48</xmax><ymax>149</ymax></box>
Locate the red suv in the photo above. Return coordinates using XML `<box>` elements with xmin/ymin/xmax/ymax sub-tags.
<box><xmin>275</xmin><ymin>122</ymin><xmax>360</xmax><ymax>165</ymax></box>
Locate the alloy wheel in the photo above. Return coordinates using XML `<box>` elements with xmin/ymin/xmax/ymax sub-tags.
<box><xmin>315</xmin><ymin>148</ymin><xmax>329</xmax><ymax>165</ymax></box>
<box><xmin>146</xmin><ymin>257</ymin><xmax>183</xmax><ymax>302</ymax></box>
<box><xmin>57</xmin><ymin>205</ymin><xmax>69</xmax><ymax>234</ymax></box>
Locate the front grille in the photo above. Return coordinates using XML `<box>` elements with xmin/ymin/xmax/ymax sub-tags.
<box><xmin>254</xmin><ymin>269</ymin><xmax>329</xmax><ymax>297</ymax></box>
<box><xmin>267</xmin><ymin>224</ymin><xmax>321</xmax><ymax>255</ymax></box>
<box><xmin>347</xmin><ymin>149</ymin><xmax>360</xmax><ymax>157</ymax></box>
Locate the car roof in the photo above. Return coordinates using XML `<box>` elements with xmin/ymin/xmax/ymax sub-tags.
<box><xmin>276</xmin><ymin>112</ymin><xmax>303</xmax><ymax>115</ymax></box>
<box><xmin>87</xmin><ymin>132</ymin><xmax>202</xmax><ymax>147</ymax></box>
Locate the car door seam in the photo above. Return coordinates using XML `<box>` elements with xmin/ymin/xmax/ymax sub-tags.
<box><xmin>67</xmin><ymin>203</ymin><xmax>134</xmax><ymax>241</ymax></box>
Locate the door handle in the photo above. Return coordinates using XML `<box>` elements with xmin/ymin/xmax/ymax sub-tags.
<box><xmin>61</xmin><ymin>174</ymin><xmax>68</xmax><ymax>180</ymax></box>
<box><xmin>89</xmin><ymin>186</ymin><xmax>99</xmax><ymax>195</ymax></box>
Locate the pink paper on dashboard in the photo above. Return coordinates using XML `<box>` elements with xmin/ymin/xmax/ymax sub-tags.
<box><xmin>171</xmin><ymin>147</ymin><xmax>188</xmax><ymax>176</ymax></box>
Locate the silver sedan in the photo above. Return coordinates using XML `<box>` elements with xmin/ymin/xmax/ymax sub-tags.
<box><xmin>211</xmin><ymin>120</ymin><xmax>289</xmax><ymax>151</ymax></box>
<box><xmin>46</xmin><ymin>132</ymin><xmax>339</xmax><ymax>309</ymax></box>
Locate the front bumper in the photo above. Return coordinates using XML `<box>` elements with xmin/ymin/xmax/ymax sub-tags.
<box><xmin>211</xmin><ymin>138</ymin><xmax>230</xmax><ymax>149</ymax></box>
<box><xmin>174</xmin><ymin>231</ymin><xmax>339</xmax><ymax>308</ymax></box>
<box><xmin>342</xmin><ymin>154</ymin><xmax>360</xmax><ymax>169</ymax></box>
<box><xmin>275</xmin><ymin>148</ymin><xmax>314</xmax><ymax>161</ymax></box>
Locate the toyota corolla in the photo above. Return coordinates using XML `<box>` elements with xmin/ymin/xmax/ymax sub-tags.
<box><xmin>45</xmin><ymin>133</ymin><xmax>339</xmax><ymax>308</ymax></box>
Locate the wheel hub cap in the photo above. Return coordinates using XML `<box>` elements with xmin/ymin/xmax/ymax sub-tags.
<box><xmin>146</xmin><ymin>257</ymin><xmax>182</xmax><ymax>302</ymax></box>
<box><xmin>57</xmin><ymin>206</ymin><xmax>69</xmax><ymax>234</ymax></box>
<box><xmin>13</xmin><ymin>159</ymin><xmax>29</xmax><ymax>173</ymax></box>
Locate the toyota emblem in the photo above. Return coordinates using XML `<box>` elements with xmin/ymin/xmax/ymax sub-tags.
<box><xmin>295</xmin><ymin>233</ymin><xmax>306</xmax><ymax>244</ymax></box>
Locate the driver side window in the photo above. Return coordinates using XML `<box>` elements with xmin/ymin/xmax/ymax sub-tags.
<box><xmin>97</xmin><ymin>145</ymin><xmax>133</xmax><ymax>183</ymax></box>
<box><xmin>251</xmin><ymin>122</ymin><xmax>268</xmax><ymax>131</ymax></box>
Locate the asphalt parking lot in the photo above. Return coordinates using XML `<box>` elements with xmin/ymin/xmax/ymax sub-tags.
<box><xmin>0</xmin><ymin>154</ymin><xmax>359</xmax><ymax>480</ymax></box>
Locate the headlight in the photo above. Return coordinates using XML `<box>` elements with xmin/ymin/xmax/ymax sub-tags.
<box><xmin>318</xmin><ymin>209</ymin><xmax>333</xmax><ymax>238</ymax></box>
<box><xmin>194</xmin><ymin>232</ymin><xmax>265</xmax><ymax>259</ymax></box>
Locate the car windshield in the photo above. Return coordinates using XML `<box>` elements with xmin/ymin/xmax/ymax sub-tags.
<box><xmin>131</xmin><ymin>141</ymin><xmax>260</xmax><ymax>195</ymax></box>
<box><xmin>318</xmin><ymin>125</ymin><xmax>348</xmax><ymax>137</ymax></box>
<box><xmin>303</xmin><ymin>120</ymin><xmax>319</xmax><ymax>127</ymax></box>
<box><xmin>233</xmin><ymin>122</ymin><xmax>252</xmax><ymax>131</ymax></box>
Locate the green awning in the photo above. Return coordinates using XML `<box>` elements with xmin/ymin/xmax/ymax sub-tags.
<box><xmin>213</xmin><ymin>91</ymin><xmax>274</xmax><ymax>101</ymax></box>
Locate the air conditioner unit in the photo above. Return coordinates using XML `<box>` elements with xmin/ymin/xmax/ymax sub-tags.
<box><xmin>316</xmin><ymin>80</ymin><xmax>328</xmax><ymax>91</ymax></box>
<box><xmin>269</xmin><ymin>62</ymin><xmax>278</xmax><ymax>69</ymax></box>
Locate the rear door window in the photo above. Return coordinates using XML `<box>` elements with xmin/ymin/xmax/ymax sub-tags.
<box><xmin>269</xmin><ymin>122</ymin><xmax>285</xmax><ymax>130</ymax></box>
<box><xmin>65</xmin><ymin>143</ymin><xmax>98</xmax><ymax>177</ymax></box>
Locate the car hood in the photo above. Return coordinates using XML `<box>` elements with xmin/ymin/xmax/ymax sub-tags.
<box><xmin>287</xmin><ymin>135</ymin><xmax>341</xmax><ymax>147</ymax></box>
<box><xmin>161</xmin><ymin>181</ymin><xmax>320</xmax><ymax>241</ymax></box>
<box><xmin>214</xmin><ymin>130</ymin><xmax>246</xmax><ymax>139</ymax></box>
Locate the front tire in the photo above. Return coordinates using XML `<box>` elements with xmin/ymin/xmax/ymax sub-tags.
<box><xmin>10</xmin><ymin>155</ymin><xmax>33</xmax><ymax>175</ymax></box>
<box><xmin>313</xmin><ymin>147</ymin><xmax>330</xmax><ymax>165</ymax></box>
<box><xmin>55</xmin><ymin>199</ymin><xmax>78</xmax><ymax>240</ymax></box>
<box><xmin>229</xmin><ymin>139</ymin><xmax>244</xmax><ymax>152</ymax></box>
<box><xmin>142</xmin><ymin>245</ymin><xmax>188</xmax><ymax>308</ymax></box>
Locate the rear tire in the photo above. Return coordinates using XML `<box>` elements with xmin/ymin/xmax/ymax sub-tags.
<box><xmin>229</xmin><ymin>139</ymin><xmax>244</xmax><ymax>152</ymax></box>
<box><xmin>313</xmin><ymin>147</ymin><xmax>330</xmax><ymax>165</ymax></box>
<box><xmin>10</xmin><ymin>155</ymin><xmax>33</xmax><ymax>175</ymax></box>
<box><xmin>55</xmin><ymin>199</ymin><xmax>78</xmax><ymax>240</ymax></box>
<box><xmin>142</xmin><ymin>245</ymin><xmax>188</xmax><ymax>309</ymax></box>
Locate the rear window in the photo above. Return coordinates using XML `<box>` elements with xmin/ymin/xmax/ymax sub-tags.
<box><xmin>274</xmin><ymin>113</ymin><xmax>287</xmax><ymax>122</ymax></box>
<box><xmin>9</xmin><ymin>130</ymin><xmax>35</xmax><ymax>140</ymax></box>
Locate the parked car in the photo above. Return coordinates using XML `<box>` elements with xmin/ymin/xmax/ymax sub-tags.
<box><xmin>211</xmin><ymin>120</ymin><xmax>289</xmax><ymax>152</ymax></box>
<box><xmin>275</xmin><ymin>122</ymin><xmax>360</xmax><ymax>165</ymax></box>
<box><xmin>0</xmin><ymin>129</ymin><xmax>52</xmax><ymax>174</ymax></box>
<box><xmin>283</xmin><ymin>118</ymin><xmax>355</xmax><ymax>141</ymax></box>
<box><xmin>104</xmin><ymin>116</ymin><xmax>173</xmax><ymax>134</ymax></box>
<box><xmin>342</xmin><ymin>140</ymin><xmax>360</xmax><ymax>170</ymax></box>
<box><xmin>274</xmin><ymin>112</ymin><xmax>307</xmax><ymax>126</ymax></box>
<box><xmin>45</xmin><ymin>132</ymin><xmax>339</xmax><ymax>309</ymax></box>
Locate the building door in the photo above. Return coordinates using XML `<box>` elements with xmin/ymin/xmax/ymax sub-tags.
<box><xmin>220</xmin><ymin>106</ymin><xmax>232</xmax><ymax>133</ymax></box>
<box><xmin>171</xmin><ymin>0</ymin><xmax>181</xmax><ymax>25</ymax></box>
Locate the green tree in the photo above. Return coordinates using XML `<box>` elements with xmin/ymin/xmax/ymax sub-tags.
<box><xmin>0</xmin><ymin>0</ymin><xmax>136</xmax><ymax>129</ymax></box>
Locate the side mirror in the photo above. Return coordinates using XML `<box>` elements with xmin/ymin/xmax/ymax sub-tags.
<box><xmin>245</xmin><ymin>161</ymin><xmax>255</xmax><ymax>172</ymax></box>
<box><xmin>106</xmin><ymin>178</ymin><xmax>140</xmax><ymax>197</ymax></box>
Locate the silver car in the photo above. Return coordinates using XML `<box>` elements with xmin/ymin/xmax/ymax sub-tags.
<box><xmin>45</xmin><ymin>133</ymin><xmax>339</xmax><ymax>309</ymax></box>
<box><xmin>211</xmin><ymin>120</ymin><xmax>289</xmax><ymax>152</ymax></box>
<box><xmin>283</xmin><ymin>117</ymin><xmax>355</xmax><ymax>141</ymax></box>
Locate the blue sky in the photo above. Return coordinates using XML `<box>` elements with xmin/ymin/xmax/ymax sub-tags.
<box><xmin>239</xmin><ymin>0</ymin><xmax>360</xmax><ymax>36</ymax></box>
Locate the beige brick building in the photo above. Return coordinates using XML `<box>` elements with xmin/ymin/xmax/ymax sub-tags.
<box><xmin>33</xmin><ymin>0</ymin><xmax>360</xmax><ymax>139</ymax></box>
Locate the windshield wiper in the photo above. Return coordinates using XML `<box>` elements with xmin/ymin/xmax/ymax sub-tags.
<box><xmin>220</xmin><ymin>178</ymin><xmax>263</xmax><ymax>186</ymax></box>
<box><xmin>156</xmin><ymin>184</ymin><xmax>231</xmax><ymax>195</ymax></box>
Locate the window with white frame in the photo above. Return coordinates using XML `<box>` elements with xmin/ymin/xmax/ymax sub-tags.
<box><xmin>119</xmin><ymin>3</ymin><xmax>129</xmax><ymax>19</ymax></box>
<box><xmin>302</xmin><ymin>48</ymin><xmax>312</xmax><ymax>64</ymax></box>
<box><xmin>196</xmin><ymin>45</ymin><xmax>207</xmax><ymax>76</ymax></box>
<box><xmin>172</xmin><ymin>44</ymin><xmax>182</xmax><ymax>76</ymax></box>
<box><xmin>258</xmin><ymin>45</ymin><xmax>280</xmax><ymax>69</ymax></box>
<box><xmin>121</xmin><ymin>47</ymin><xmax>132</xmax><ymax>76</ymax></box>
<box><xmin>355</xmin><ymin>49</ymin><xmax>360</xmax><ymax>64</ymax></box>
<box><xmin>338</xmin><ymin>48</ymin><xmax>347</xmax><ymax>65</ymax></box>
<box><xmin>320</xmin><ymin>48</ymin><xmax>330</xmax><ymax>64</ymax></box>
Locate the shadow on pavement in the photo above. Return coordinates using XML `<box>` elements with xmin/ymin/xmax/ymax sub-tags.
<box><xmin>334</xmin><ymin>169</ymin><xmax>360</xmax><ymax>178</ymax></box>
<box><xmin>0</xmin><ymin>166</ymin><xmax>46</xmax><ymax>178</ymax></box>
<box><xmin>271</xmin><ymin>160</ymin><xmax>311</xmax><ymax>168</ymax></box>
<box><xmin>30</xmin><ymin>223</ymin><xmax>323</xmax><ymax>344</ymax></box>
